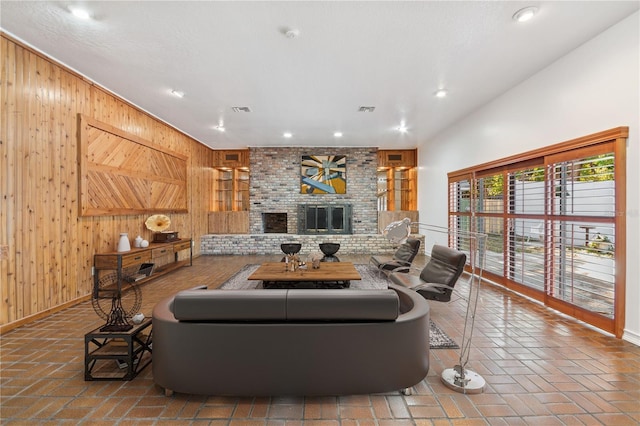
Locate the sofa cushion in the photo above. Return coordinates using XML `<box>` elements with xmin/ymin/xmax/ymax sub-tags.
<box><xmin>286</xmin><ymin>289</ymin><xmax>399</xmax><ymax>321</ymax></box>
<box><xmin>171</xmin><ymin>289</ymin><xmax>399</xmax><ymax>322</ymax></box>
<box><xmin>172</xmin><ymin>289</ymin><xmax>288</xmax><ymax>321</ymax></box>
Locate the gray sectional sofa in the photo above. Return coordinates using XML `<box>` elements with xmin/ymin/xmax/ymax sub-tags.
<box><xmin>152</xmin><ymin>283</ymin><xmax>430</xmax><ymax>396</ymax></box>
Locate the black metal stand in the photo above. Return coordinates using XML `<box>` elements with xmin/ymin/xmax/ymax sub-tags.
<box><xmin>85</xmin><ymin>319</ymin><xmax>153</xmax><ymax>381</ymax></box>
<box><xmin>100</xmin><ymin>296</ymin><xmax>133</xmax><ymax>332</ymax></box>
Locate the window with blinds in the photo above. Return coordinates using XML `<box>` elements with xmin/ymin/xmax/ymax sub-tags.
<box><xmin>475</xmin><ymin>172</ymin><xmax>506</xmax><ymax>278</ymax></box>
<box><xmin>506</xmin><ymin>165</ymin><xmax>546</xmax><ymax>294</ymax></box>
<box><xmin>545</xmin><ymin>149</ymin><xmax>617</xmax><ymax>319</ymax></box>
<box><xmin>447</xmin><ymin>128</ymin><xmax>627</xmax><ymax>337</ymax></box>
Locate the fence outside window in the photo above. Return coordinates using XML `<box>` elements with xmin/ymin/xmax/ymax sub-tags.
<box><xmin>448</xmin><ymin>128</ymin><xmax>628</xmax><ymax>337</ymax></box>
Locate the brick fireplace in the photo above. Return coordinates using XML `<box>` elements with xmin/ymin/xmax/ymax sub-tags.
<box><xmin>248</xmin><ymin>147</ymin><xmax>378</xmax><ymax>235</ymax></box>
<box><xmin>201</xmin><ymin>147</ymin><xmax>421</xmax><ymax>255</ymax></box>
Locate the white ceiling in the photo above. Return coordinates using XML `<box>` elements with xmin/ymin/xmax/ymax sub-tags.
<box><xmin>1</xmin><ymin>1</ymin><xmax>638</xmax><ymax>150</ymax></box>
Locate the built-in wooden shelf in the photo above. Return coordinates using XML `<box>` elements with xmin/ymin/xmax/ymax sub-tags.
<box><xmin>377</xmin><ymin>149</ymin><xmax>418</xmax><ymax>211</ymax></box>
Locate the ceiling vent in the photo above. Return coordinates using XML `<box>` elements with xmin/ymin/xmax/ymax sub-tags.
<box><xmin>232</xmin><ymin>106</ymin><xmax>252</xmax><ymax>112</ymax></box>
<box><xmin>358</xmin><ymin>106</ymin><xmax>375</xmax><ymax>112</ymax></box>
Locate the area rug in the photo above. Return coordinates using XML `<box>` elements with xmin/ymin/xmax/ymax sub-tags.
<box><xmin>220</xmin><ymin>264</ymin><xmax>459</xmax><ymax>349</ymax></box>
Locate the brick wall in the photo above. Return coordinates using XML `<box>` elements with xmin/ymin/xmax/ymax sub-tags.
<box><xmin>201</xmin><ymin>146</ymin><xmax>417</xmax><ymax>255</ymax></box>
<box><xmin>248</xmin><ymin>147</ymin><xmax>378</xmax><ymax>234</ymax></box>
<box><xmin>201</xmin><ymin>233</ymin><xmax>424</xmax><ymax>256</ymax></box>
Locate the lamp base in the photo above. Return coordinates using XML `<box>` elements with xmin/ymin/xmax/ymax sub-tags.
<box><xmin>441</xmin><ymin>366</ymin><xmax>485</xmax><ymax>394</ymax></box>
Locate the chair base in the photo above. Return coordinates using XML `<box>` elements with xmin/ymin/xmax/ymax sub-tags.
<box><xmin>415</xmin><ymin>288</ymin><xmax>452</xmax><ymax>303</ymax></box>
<box><xmin>441</xmin><ymin>367</ymin><xmax>485</xmax><ymax>394</ymax></box>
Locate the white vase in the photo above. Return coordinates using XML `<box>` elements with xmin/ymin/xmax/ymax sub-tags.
<box><xmin>117</xmin><ymin>233</ymin><xmax>131</xmax><ymax>252</ymax></box>
<box><xmin>134</xmin><ymin>235</ymin><xmax>143</xmax><ymax>248</ymax></box>
<box><xmin>132</xmin><ymin>313</ymin><xmax>145</xmax><ymax>324</ymax></box>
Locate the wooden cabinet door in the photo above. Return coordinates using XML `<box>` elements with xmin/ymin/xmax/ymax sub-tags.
<box><xmin>214</xmin><ymin>150</ymin><xmax>249</xmax><ymax>167</ymax></box>
<box><xmin>378</xmin><ymin>149</ymin><xmax>416</xmax><ymax>167</ymax></box>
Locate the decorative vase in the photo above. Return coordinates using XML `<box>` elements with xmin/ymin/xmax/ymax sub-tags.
<box><xmin>117</xmin><ymin>233</ymin><xmax>131</xmax><ymax>252</ymax></box>
<box><xmin>132</xmin><ymin>313</ymin><xmax>145</xmax><ymax>324</ymax></box>
<box><xmin>319</xmin><ymin>243</ymin><xmax>340</xmax><ymax>262</ymax></box>
<box><xmin>134</xmin><ymin>235</ymin><xmax>143</xmax><ymax>248</ymax></box>
<box><xmin>140</xmin><ymin>239</ymin><xmax>149</xmax><ymax>248</ymax></box>
<box><xmin>280</xmin><ymin>243</ymin><xmax>302</xmax><ymax>255</ymax></box>
<box><xmin>285</xmin><ymin>254</ymin><xmax>299</xmax><ymax>271</ymax></box>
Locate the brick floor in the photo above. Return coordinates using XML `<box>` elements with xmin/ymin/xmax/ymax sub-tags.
<box><xmin>1</xmin><ymin>254</ymin><xmax>638</xmax><ymax>424</ymax></box>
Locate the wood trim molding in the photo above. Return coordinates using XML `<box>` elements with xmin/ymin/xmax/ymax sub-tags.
<box><xmin>613</xmin><ymin>135</ymin><xmax>627</xmax><ymax>338</ymax></box>
<box><xmin>448</xmin><ymin>126</ymin><xmax>629</xmax><ymax>178</ymax></box>
<box><xmin>0</xmin><ymin>294</ymin><xmax>91</xmax><ymax>335</ymax></box>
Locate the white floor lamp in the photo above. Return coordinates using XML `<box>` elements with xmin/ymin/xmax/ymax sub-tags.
<box><xmin>383</xmin><ymin>218</ymin><xmax>488</xmax><ymax>394</ymax></box>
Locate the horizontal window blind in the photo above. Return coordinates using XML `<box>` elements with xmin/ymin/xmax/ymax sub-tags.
<box><xmin>448</xmin><ymin>128</ymin><xmax>627</xmax><ymax>337</ymax></box>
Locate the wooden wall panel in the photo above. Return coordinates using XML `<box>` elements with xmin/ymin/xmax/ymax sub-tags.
<box><xmin>79</xmin><ymin>114</ymin><xmax>188</xmax><ymax>215</ymax></box>
<box><xmin>1</xmin><ymin>33</ymin><xmax>214</xmax><ymax>332</ymax></box>
<box><xmin>208</xmin><ymin>211</ymin><xmax>250</xmax><ymax>234</ymax></box>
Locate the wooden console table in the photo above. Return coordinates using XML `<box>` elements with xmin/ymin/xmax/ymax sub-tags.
<box><xmin>93</xmin><ymin>238</ymin><xmax>192</xmax><ymax>292</ymax></box>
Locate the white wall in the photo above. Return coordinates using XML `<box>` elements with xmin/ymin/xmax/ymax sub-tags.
<box><xmin>418</xmin><ymin>12</ymin><xmax>639</xmax><ymax>344</ymax></box>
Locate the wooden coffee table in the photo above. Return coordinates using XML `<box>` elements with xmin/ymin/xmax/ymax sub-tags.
<box><xmin>247</xmin><ymin>262</ymin><xmax>361</xmax><ymax>289</ymax></box>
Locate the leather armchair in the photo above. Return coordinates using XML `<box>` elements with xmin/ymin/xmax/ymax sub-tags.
<box><xmin>370</xmin><ymin>237</ymin><xmax>421</xmax><ymax>274</ymax></box>
<box><xmin>389</xmin><ymin>244</ymin><xmax>466</xmax><ymax>302</ymax></box>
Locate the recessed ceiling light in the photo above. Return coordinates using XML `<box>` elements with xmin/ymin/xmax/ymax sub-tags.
<box><xmin>513</xmin><ymin>6</ymin><xmax>538</xmax><ymax>23</ymax></box>
<box><xmin>435</xmin><ymin>89</ymin><xmax>448</xmax><ymax>98</ymax></box>
<box><xmin>283</xmin><ymin>132</ymin><xmax>293</xmax><ymax>138</ymax></box>
<box><xmin>69</xmin><ymin>6</ymin><xmax>91</xmax><ymax>20</ymax></box>
<box><xmin>285</xmin><ymin>28</ymin><xmax>300</xmax><ymax>39</ymax></box>
<box><xmin>397</xmin><ymin>121</ymin><xmax>408</xmax><ymax>133</ymax></box>
<box><xmin>214</xmin><ymin>126</ymin><xmax>225</xmax><ymax>132</ymax></box>
<box><xmin>170</xmin><ymin>90</ymin><xmax>184</xmax><ymax>98</ymax></box>
<box><xmin>334</xmin><ymin>132</ymin><xmax>343</xmax><ymax>138</ymax></box>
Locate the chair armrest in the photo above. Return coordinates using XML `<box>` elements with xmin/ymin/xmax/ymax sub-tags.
<box><xmin>411</xmin><ymin>282</ymin><xmax>452</xmax><ymax>292</ymax></box>
<box><xmin>387</xmin><ymin>265</ymin><xmax>410</xmax><ymax>274</ymax></box>
<box><xmin>378</xmin><ymin>266</ymin><xmax>411</xmax><ymax>277</ymax></box>
<box><xmin>388</xmin><ymin>268</ymin><xmax>426</xmax><ymax>287</ymax></box>
<box><xmin>376</xmin><ymin>258</ymin><xmax>410</xmax><ymax>267</ymax></box>
<box><xmin>374</xmin><ymin>258</ymin><xmax>414</xmax><ymax>274</ymax></box>
<box><xmin>391</xmin><ymin>264</ymin><xmax>422</xmax><ymax>275</ymax></box>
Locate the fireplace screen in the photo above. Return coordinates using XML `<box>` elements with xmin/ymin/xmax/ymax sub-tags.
<box><xmin>298</xmin><ymin>204</ymin><xmax>352</xmax><ymax>234</ymax></box>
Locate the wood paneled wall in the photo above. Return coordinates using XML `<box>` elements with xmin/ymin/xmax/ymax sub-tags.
<box><xmin>0</xmin><ymin>34</ymin><xmax>214</xmax><ymax>332</ymax></box>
